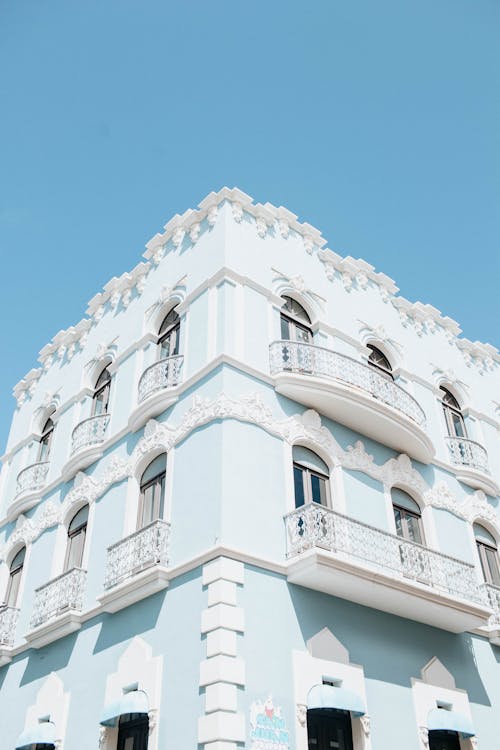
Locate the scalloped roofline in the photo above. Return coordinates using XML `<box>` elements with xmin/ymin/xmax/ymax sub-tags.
<box><xmin>12</xmin><ymin>186</ymin><xmax>500</xmax><ymax>403</ymax></box>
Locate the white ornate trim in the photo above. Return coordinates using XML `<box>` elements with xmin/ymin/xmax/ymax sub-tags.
<box><xmin>271</xmin><ymin>267</ymin><xmax>326</xmax><ymax>313</ymax></box>
<box><xmin>3</xmin><ymin>393</ymin><xmax>498</xmax><ymax>559</ymax></box>
<box><xmin>296</xmin><ymin>703</ymin><xmax>307</xmax><ymax>727</ymax></box>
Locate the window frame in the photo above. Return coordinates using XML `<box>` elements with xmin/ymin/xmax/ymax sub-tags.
<box><xmin>138</xmin><ymin>461</ymin><xmax>166</xmax><ymax>529</ymax></box>
<box><xmin>280</xmin><ymin>296</ymin><xmax>312</xmax><ymax>344</ymax></box>
<box><xmin>158</xmin><ymin>308</ymin><xmax>180</xmax><ymax>360</ymax></box>
<box><xmin>63</xmin><ymin>506</ymin><xmax>89</xmax><ymax>572</ymax></box>
<box><xmin>293</xmin><ymin>460</ymin><xmax>330</xmax><ymax>508</ymax></box>
<box><xmin>92</xmin><ymin>367</ymin><xmax>112</xmax><ymax>417</ymax></box>
<box><xmin>4</xmin><ymin>546</ymin><xmax>26</xmax><ymax>608</ymax></box>
<box><xmin>38</xmin><ymin>417</ymin><xmax>54</xmax><ymax>462</ymax></box>
<box><xmin>440</xmin><ymin>387</ymin><xmax>466</xmax><ymax>439</ymax></box>
<box><xmin>392</xmin><ymin>503</ymin><xmax>424</xmax><ymax>545</ymax></box>
<box><xmin>474</xmin><ymin>530</ymin><xmax>500</xmax><ymax>586</ymax></box>
<box><xmin>367</xmin><ymin>344</ymin><xmax>394</xmax><ymax>380</ymax></box>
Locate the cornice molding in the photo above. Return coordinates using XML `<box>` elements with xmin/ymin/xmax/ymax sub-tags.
<box><xmin>12</xmin><ymin>187</ymin><xmax>500</xmax><ymax>407</ymax></box>
<box><xmin>2</xmin><ymin>393</ymin><xmax>498</xmax><ymax>562</ymax></box>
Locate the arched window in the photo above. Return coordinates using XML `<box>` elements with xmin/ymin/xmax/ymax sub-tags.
<box><xmin>92</xmin><ymin>366</ymin><xmax>111</xmax><ymax>416</ymax></box>
<box><xmin>158</xmin><ymin>308</ymin><xmax>180</xmax><ymax>359</ymax></box>
<box><xmin>293</xmin><ymin>446</ymin><xmax>329</xmax><ymax>508</ymax></box>
<box><xmin>138</xmin><ymin>454</ymin><xmax>167</xmax><ymax>528</ymax></box>
<box><xmin>64</xmin><ymin>505</ymin><xmax>89</xmax><ymax>571</ymax></box>
<box><xmin>440</xmin><ymin>387</ymin><xmax>466</xmax><ymax>438</ymax></box>
<box><xmin>38</xmin><ymin>416</ymin><xmax>54</xmax><ymax>462</ymax></box>
<box><xmin>391</xmin><ymin>488</ymin><xmax>423</xmax><ymax>545</ymax></box>
<box><xmin>367</xmin><ymin>344</ymin><xmax>393</xmax><ymax>380</ymax></box>
<box><xmin>474</xmin><ymin>523</ymin><xmax>500</xmax><ymax>586</ymax></box>
<box><xmin>5</xmin><ymin>546</ymin><xmax>25</xmax><ymax>607</ymax></box>
<box><xmin>280</xmin><ymin>296</ymin><xmax>312</xmax><ymax>343</ymax></box>
<box><xmin>117</xmin><ymin>712</ymin><xmax>149</xmax><ymax>750</ymax></box>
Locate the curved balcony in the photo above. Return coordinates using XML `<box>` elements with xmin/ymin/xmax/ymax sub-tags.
<box><xmin>270</xmin><ymin>341</ymin><xmax>433</xmax><ymax>463</ymax></box>
<box><xmin>15</xmin><ymin>461</ymin><xmax>49</xmax><ymax>497</ymax></box>
<box><xmin>445</xmin><ymin>436</ymin><xmax>498</xmax><ymax>495</ymax></box>
<box><xmin>128</xmin><ymin>355</ymin><xmax>183</xmax><ymax>432</ymax></box>
<box><xmin>26</xmin><ymin>568</ymin><xmax>87</xmax><ymax>649</ymax></box>
<box><xmin>99</xmin><ymin>520</ymin><xmax>170</xmax><ymax>613</ymax></box>
<box><xmin>285</xmin><ymin>503</ymin><xmax>491</xmax><ymax>632</ymax></box>
<box><xmin>483</xmin><ymin>583</ymin><xmax>500</xmax><ymax>645</ymax></box>
<box><xmin>62</xmin><ymin>414</ymin><xmax>110</xmax><ymax>479</ymax></box>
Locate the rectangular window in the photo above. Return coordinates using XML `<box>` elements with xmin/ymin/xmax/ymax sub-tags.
<box><xmin>294</xmin><ymin>466</ymin><xmax>306</xmax><ymax>508</ymax></box>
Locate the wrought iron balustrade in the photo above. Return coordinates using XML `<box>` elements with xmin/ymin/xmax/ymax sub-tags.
<box><xmin>483</xmin><ymin>583</ymin><xmax>500</xmax><ymax>626</ymax></box>
<box><xmin>446</xmin><ymin>436</ymin><xmax>489</xmax><ymax>473</ymax></box>
<box><xmin>71</xmin><ymin>414</ymin><xmax>110</xmax><ymax>453</ymax></box>
<box><xmin>138</xmin><ymin>355</ymin><xmax>183</xmax><ymax>402</ymax></box>
<box><xmin>103</xmin><ymin>520</ymin><xmax>170</xmax><ymax>590</ymax></box>
<box><xmin>15</xmin><ymin>462</ymin><xmax>49</xmax><ymax>496</ymax></box>
<box><xmin>30</xmin><ymin>568</ymin><xmax>86</xmax><ymax>629</ymax></box>
<box><xmin>285</xmin><ymin>503</ymin><xmax>484</xmax><ymax>605</ymax></box>
<box><xmin>0</xmin><ymin>606</ymin><xmax>19</xmax><ymax>647</ymax></box>
<box><xmin>269</xmin><ymin>341</ymin><xmax>425</xmax><ymax>426</ymax></box>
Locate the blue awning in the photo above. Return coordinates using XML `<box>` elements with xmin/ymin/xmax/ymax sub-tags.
<box><xmin>16</xmin><ymin>720</ymin><xmax>56</xmax><ymax>749</ymax></box>
<box><xmin>100</xmin><ymin>690</ymin><xmax>149</xmax><ymax>727</ymax></box>
<box><xmin>428</xmin><ymin>708</ymin><xmax>475</xmax><ymax>738</ymax></box>
<box><xmin>307</xmin><ymin>684</ymin><xmax>366</xmax><ymax>717</ymax></box>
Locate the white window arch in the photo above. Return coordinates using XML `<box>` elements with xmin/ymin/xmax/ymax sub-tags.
<box><xmin>64</xmin><ymin>505</ymin><xmax>89</xmax><ymax>571</ymax></box>
<box><xmin>138</xmin><ymin>454</ymin><xmax>167</xmax><ymax>528</ymax></box>
<box><xmin>391</xmin><ymin>487</ymin><xmax>424</xmax><ymax>545</ymax></box>
<box><xmin>4</xmin><ymin>545</ymin><xmax>26</xmax><ymax>608</ymax></box>
<box><xmin>92</xmin><ymin>366</ymin><xmax>112</xmax><ymax>416</ymax></box>
<box><xmin>440</xmin><ymin>387</ymin><xmax>466</xmax><ymax>438</ymax></box>
<box><xmin>158</xmin><ymin>308</ymin><xmax>180</xmax><ymax>359</ymax></box>
<box><xmin>473</xmin><ymin>522</ymin><xmax>500</xmax><ymax>586</ymax></box>
<box><xmin>38</xmin><ymin>413</ymin><xmax>55</xmax><ymax>462</ymax></box>
<box><xmin>280</xmin><ymin>296</ymin><xmax>312</xmax><ymax>343</ymax></box>
<box><xmin>293</xmin><ymin>446</ymin><xmax>330</xmax><ymax>508</ymax></box>
<box><xmin>367</xmin><ymin>344</ymin><xmax>393</xmax><ymax>380</ymax></box>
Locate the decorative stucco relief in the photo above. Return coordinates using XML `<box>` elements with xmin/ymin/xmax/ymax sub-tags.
<box><xmin>3</xmin><ymin>394</ymin><xmax>498</xmax><ymax>560</ymax></box>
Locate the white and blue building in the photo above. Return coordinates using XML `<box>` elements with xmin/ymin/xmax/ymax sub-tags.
<box><xmin>0</xmin><ymin>187</ymin><xmax>499</xmax><ymax>750</ymax></box>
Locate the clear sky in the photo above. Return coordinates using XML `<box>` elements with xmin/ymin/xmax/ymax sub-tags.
<box><xmin>0</xmin><ymin>0</ymin><xmax>498</xmax><ymax>451</ymax></box>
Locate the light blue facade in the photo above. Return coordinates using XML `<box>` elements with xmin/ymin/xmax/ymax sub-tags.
<box><xmin>0</xmin><ymin>187</ymin><xmax>499</xmax><ymax>750</ymax></box>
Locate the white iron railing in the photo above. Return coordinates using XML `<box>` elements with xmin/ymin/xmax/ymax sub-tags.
<box><xmin>446</xmin><ymin>436</ymin><xmax>489</xmax><ymax>474</ymax></box>
<box><xmin>285</xmin><ymin>503</ymin><xmax>485</xmax><ymax>605</ymax></box>
<box><xmin>104</xmin><ymin>520</ymin><xmax>170</xmax><ymax>590</ymax></box>
<box><xmin>0</xmin><ymin>606</ymin><xmax>19</xmax><ymax>647</ymax></box>
<box><xmin>71</xmin><ymin>414</ymin><xmax>110</xmax><ymax>453</ymax></box>
<box><xmin>30</xmin><ymin>568</ymin><xmax>86</xmax><ymax>629</ymax></box>
<box><xmin>15</xmin><ymin>462</ymin><xmax>49</xmax><ymax>497</ymax></box>
<box><xmin>138</xmin><ymin>355</ymin><xmax>183</xmax><ymax>402</ymax></box>
<box><xmin>270</xmin><ymin>341</ymin><xmax>425</xmax><ymax>426</ymax></box>
<box><xmin>483</xmin><ymin>583</ymin><xmax>500</xmax><ymax>626</ymax></box>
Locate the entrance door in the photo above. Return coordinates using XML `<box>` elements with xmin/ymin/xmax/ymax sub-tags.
<box><xmin>307</xmin><ymin>709</ymin><xmax>354</xmax><ymax>750</ymax></box>
<box><xmin>117</xmin><ymin>713</ymin><xmax>149</xmax><ymax>750</ymax></box>
<box><xmin>428</xmin><ymin>730</ymin><xmax>461</xmax><ymax>750</ymax></box>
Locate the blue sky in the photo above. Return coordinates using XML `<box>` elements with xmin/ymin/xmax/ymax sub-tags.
<box><xmin>0</xmin><ymin>0</ymin><xmax>498</xmax><ymax>450</ymax></box>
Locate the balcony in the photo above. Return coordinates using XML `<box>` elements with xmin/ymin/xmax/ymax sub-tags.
<box><xmin>285</xmin><ymin>503</ymin><xmax>491</xmax><ymax>632</ymax></box>
<box><xmin>15</xmin><ymin>461</ymin><xmax>49</xmax><ymax>497</ymax></box>
<box><xmin>99</xmin><ymin>520</ymin><xmax>171</xmax><ymax>613</ymax></box>
<box><xmin>128</xmin><ymin>355</ymin><xmax>183</xmax><ymax>432</ymax></box>
<box><xmin>0</xmin><ymin>606</ymin><xmax>19</xmax><ymax>665</ymax></box>
<box><xmin>9</xmin><ymin>461</ymin><xmax>50</xmax><ymax>519</ymax></box>
<box><xmin>62</xmin><ymin>414</ymin><xmax>110</xmax><ymax>479</ymax></box>
<box><xmin>445</xmin><ymin>436</ymin><xmax>499</xmax><ymax>495</ymax></box>
<box><xmin>270</xmin><ymin>341</ymin><xmax>433</xmax><ymax>463</ymax></box>
<box><xmin>26</xmin><ymin>568</ymin><xmax>87</xmax><ymax>649</ymax></box>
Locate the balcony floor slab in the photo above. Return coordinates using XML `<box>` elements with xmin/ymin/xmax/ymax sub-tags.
<box><xmin>98</xmin><ymin>565</ymin><xmax>171</xmax><ymax>613</ymax></box>
<box><xmin>286</xmin><ymin>548</ymin><xmax>492</xmax><ymax>633</ymax></box>
<box><xmin>128</xmin><ymin>389</ymin><xmax>180</xmax><ymax>433</ymax></box>
<box><xmin>452</xmin><ymin>467</ymin><xmax>500</xmax><ymax>497</ymax></box>
<box><xmin>274</xmin><ymin>373</ymin><xmax>434</xmax><ymax>463</ymax></box>
<box><xmin>25</xmin><ymin>610</ymin><xmax>83</xmax><ymax>649</ymax></box>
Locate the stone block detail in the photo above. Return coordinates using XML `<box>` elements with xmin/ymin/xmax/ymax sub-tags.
<box><xmin>199</xmin><ymin>558</ymin><xmax>246</xmax><ymax>747</ymax></box>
